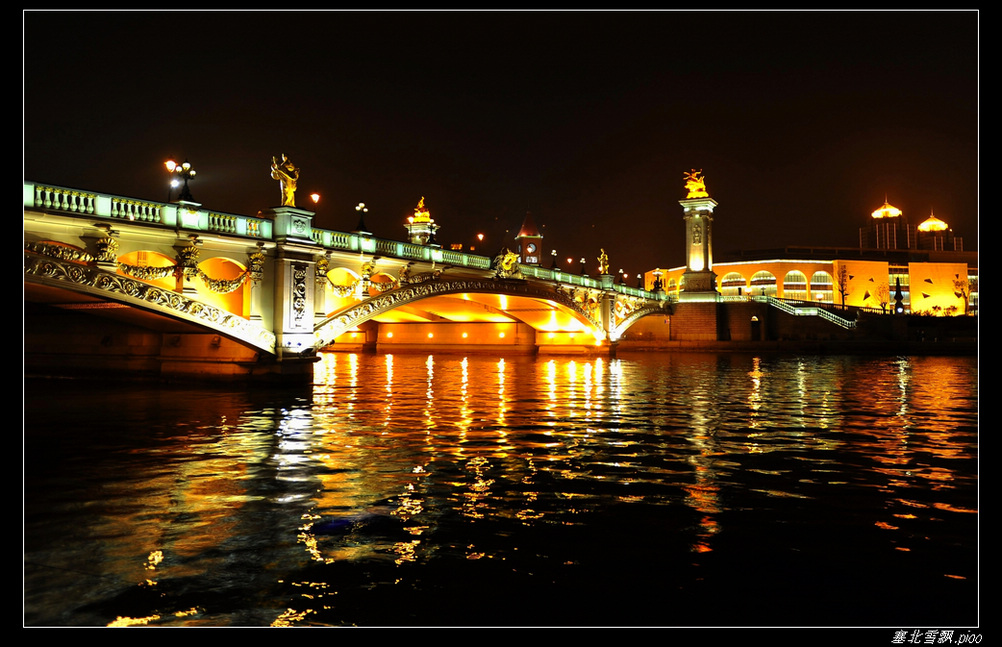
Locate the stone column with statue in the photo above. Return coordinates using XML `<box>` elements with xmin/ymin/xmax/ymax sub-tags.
<box><xmin>678</xmin><ymin>169</ymin><xmax>719</xmax><ymax>301</ymax></box>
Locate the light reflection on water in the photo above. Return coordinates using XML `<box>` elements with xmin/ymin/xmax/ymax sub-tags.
<box><xmin>24</xmin><ymin>352</ymin><xmax>977</xmax><ymax>627</ymax></box>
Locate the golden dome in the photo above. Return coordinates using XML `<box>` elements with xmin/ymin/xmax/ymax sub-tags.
<box><xmin>871</xmin><ymin>200</ymin><xmax>903</xmax><ymax>219</ymax></box>
<box><xmin>918</xmin><ymin>211</ymin><xmax>948</xmax><ymax>232</ymax></box>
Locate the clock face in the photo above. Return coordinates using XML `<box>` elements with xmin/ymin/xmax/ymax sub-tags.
<box><xmin>527</xmin><ymin>243</ymin><xmax>537</xmax><ymax>253</ymax></box>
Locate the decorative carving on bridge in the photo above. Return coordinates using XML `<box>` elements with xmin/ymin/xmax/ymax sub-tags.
<box><xmin>684</xmin><ymin>169</ymin><xmax>709</xmax><ymax>199</ymax></box>
<box><xmin>175</xmin><ymin>241</ymin><xmax>200</xmax><ymax>280</ymax></box>
<box><xmin>94</xmin><ymin>236</ymin><xmax>119</xmax><ymax>263</ymax></box>
<box><xmin>315</xmin><ymin>255</ymin><xmax>330</xmax><ymax>285</ymax></box>
<box><xmin>292</xmin><ymin>262</ymin><xmax>308</xmax><ymax>327</ymax></box>
<box><xmin>611</xmin><ymin>301</ymin><xmax>673</xmax><ymax>340</ymax></box>
<box><xmin>613</xmin><ymin>295</ymin><xmax>648</xmax><ymax>329</ymax></box>
<box><xmin>270</xmin><ymin>154</ymin><xmax>300</xmax><ymax>207</ymax></box>
<box><xmin>248</xmin><ymin>247</ymin><xmax>266</xmax><ymax>284</ymax></box>
<box><xmin>24</xmin><ymin>252</ymin><xmax>276</xmax><ymax>353</ymax></box>
<box><xmin>24</xmin><ymin>240</ymin><xmax>93</xmax><ymax>264</ymax></box>
<box><xmin>492</xmin><ymin>249</ymin><xmax>524</xmax><ymax>279</ymax></box>
<box><xmin>117</xmin><ymin>263</ymin><xmax>175</xmax><ymax>283</ymax></box>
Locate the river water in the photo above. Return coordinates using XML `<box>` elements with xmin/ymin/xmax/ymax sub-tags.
<box><xmin>24</xmin><ymin>351</ymin><xmax>978</xmax><ymax>629</ymax></box>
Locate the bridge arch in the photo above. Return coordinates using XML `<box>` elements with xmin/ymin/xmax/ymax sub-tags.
<box><xmin>193</xmin><ymin>256</ymin><xmax>251</xmax><ymax>318</ymax></box>
<box><xmin>24</xmin><ymin>246</ymin><xmax>276</xmax><ymax>355</ymax></box>
<box><xmin>117</xmin><ymin>250</ymin><xmax>176</xmax><ymax>291</ymax></box>
<box><xmin>314</xmin><ymin>277</ymin><xmax>605</xmax><ymax>350</ymax></box>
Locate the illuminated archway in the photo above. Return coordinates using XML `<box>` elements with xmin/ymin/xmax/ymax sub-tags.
<box><xmin>810</xmin><ymin>271</ymin><xmax>834</xmax><ymax>303</ymax></box>
<box><xmin>750</xmin><ymin>271</ymin><xmax>777</xmax><ymax>297</ymax></box>
<box><xmin>720</xmin><ymin>272</ymin><xmax>747</xmax><ymax>297</ymax></box>
<box><xmin>194</xmin><ymin>257</ymin><xmax>250</xmax><ymax>318</ymax></box>
<box><xmin>315</xmin><ymin>278</ymin><xmax>605</xmax><ymax>350</ymax></box>
<box><xmin>782</xmin><ymin>270</ymin><xmax>808</xmax><ymax>301</ymax></box>
<box><xmin>117</xmin><ymin>250</ymin><xmax>176</xmax><ymax>290</ymax></box>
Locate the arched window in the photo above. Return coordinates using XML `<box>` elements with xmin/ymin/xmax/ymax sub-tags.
<box><xmin>720</xmin><ymin>272</ymin><xmax>747</xmax><ymax>297</ymax></box>
<box><xmin>783</xmin><ymin>270</ymin><xmax>808</xmax><ymax>301</ymax></box>
<box><xmin>750</xmin><ymin>271</ymin><xmax>777</xmax><ymax>297</ymax></box>
<box><xmin>810</xmin><ymin>271</ymin><xmax>834</xmax><ymax>303</ymax></box>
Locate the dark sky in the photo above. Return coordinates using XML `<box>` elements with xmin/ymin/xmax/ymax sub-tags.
<box><xmin>23</xmin><ymin>9</ymin><xmax>979</xmax><ymax>275</ymax></box>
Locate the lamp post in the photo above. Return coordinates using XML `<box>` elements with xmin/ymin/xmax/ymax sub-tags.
<box><xmin>310</xmin><ymin>193</ymin><xmax>320</xmax><ymax>212</ymax></box>
<box><xmin>551</xmin><ymin>249</ymin><xmax>559</xmax><ymax>270</ymax></box>
<box><xmin>579</xmin><ymin>257</ymin><xmax>587</xmax><ymax>276</ymax></box>
<box><xmin>165</xmin><ymin>158</ymin><xmax>196</xmax><ymax>202</ymax></box>
<box><xmin>354</xmin><ymin>202</ymin><xmax>371</xmax><ymax>235</ymax></box>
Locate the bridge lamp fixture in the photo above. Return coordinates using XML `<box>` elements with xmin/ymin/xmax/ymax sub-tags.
<box><xmin>164</xmin><ymin>158</ymin><xmax>195</xmax><ymax>202</ymax></box>
<box><xmin>310</xmin><ymin>193</ymin><xmax>320</xmax><ymax>210</ymax></box>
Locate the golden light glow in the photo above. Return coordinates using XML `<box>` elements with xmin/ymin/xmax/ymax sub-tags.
<box><xmin>871</xmin><ymin>200</ymin><xmax>903</xmax><ymax>219</ymax></box>
<box><xmin>411</xmin><ymin>197</ymin><xmax>432</xmax><ymax>223</ymax></box>
<box><xmin>684</xmin><ymin>169</ymin><xmax>709</xmax><ymax>198</ymax></box>
<box><xmin>918</xmin><ymin>212</ymin><xmax>949</xmax><ymax>232</ymax></box>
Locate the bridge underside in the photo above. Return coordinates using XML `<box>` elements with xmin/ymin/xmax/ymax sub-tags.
<box><xmin>320</xmin><ymin>287</ymin><xmax>611</xmax><ymax>354</ymax></box>
<box><xmin>24</xmin><ymin>281</ymin><xmax>302</xmax><ymax>382</ymax></box>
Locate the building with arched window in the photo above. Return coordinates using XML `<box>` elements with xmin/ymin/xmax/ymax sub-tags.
<box><xmin>647</xmin><ymin>200</ymin><xmax>977</xmax><ymax>316</ymax></box>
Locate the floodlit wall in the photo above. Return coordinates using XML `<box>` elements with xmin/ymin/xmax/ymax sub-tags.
<box><xmin>908</xmin><ymin>262</ymin><xmax>969</xmax><ymax>315</ymax></box>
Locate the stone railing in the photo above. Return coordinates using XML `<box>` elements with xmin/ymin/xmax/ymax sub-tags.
<box><xmin>26</xmin><ymin>182</ymin><xmax>273</xmax><ymax>240</ymax></box>
<box><xmin>754</xmin><ymin>295</ymin><xmax>856</xmax><ymax>329</ymax></box>
<box><xmin>25</xmin><ymin>181</ymin><xmax>661</xmax><ymax>300</ymax></box>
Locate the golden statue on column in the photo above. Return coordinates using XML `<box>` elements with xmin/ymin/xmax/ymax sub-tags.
<box><xmin>271</xmin><ymin>154</ymin><xmax>300</xmax><ymax>207</ymax></box>
<box><xmin>598</xmin><ymin>249</ymin><xmax>610</xmax><ymax>275</ymax></box>
<box><xmin>684</xmin><ymin>169</ymin><xmax>709</xmax><ymax>199</ymax></box>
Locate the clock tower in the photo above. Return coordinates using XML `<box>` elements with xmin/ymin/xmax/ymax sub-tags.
<box><xmin>515</xmin><ymin>210</ymin><xmax>543</xmax><ymax>265</ymax></box>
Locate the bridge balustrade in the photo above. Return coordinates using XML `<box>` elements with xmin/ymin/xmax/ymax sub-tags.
<box><xmin>25</xmin><ymin>181</ymin><xmax>662</xmax><ymax>300</ymax></box>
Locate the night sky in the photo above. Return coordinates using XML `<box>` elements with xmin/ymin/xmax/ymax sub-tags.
<box><xmin>23</xmin><ymin>10</ymin><xmax>979</xmax><ymax>276</ymax></box>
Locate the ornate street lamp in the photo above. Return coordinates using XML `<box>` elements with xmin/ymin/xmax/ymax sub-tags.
<box><xmin>579</xmin><ymin>257</ymin><xmax>587</xmax><ymax>276</ymax></box>
<box><xmin>165</xmin><ymin>158</ymin><xmax>196</xmax><ymax>202</ymax></box>
<box><xmin>354</xmin><ymin>202</ymin><xmax>371</xmax><ymax>235</ymax></box>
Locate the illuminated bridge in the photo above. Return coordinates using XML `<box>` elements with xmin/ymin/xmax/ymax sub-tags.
<box><xmin>24</xmin><ymin>182</ymin><xmax>672</xmax><ymax>380</ymax></box>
